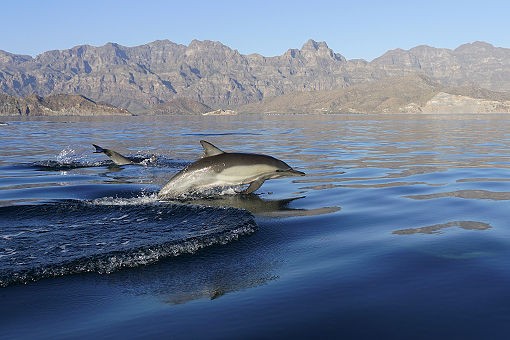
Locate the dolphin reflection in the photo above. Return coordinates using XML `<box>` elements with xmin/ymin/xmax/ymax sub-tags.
<box><xmin>180</xmin><ymin>194</ymin><xmax>340</xmax><ymax>218</ymax></box>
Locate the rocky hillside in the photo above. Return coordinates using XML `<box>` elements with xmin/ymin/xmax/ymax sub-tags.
<box><xmin>1</xmin><ymin>39</ymin><xmax>510</xmax><ymax>114</ymax></box>
<box><xmin>238</xmin><ymin>74</ymin><xmax>510</xmax><ymax>114</ymax></box>
<box><xmin>0</xmin><ymin>93</ymin><xmax>132</xmax><ymax>116</ymax></box>
<box><xmin>151</xmin><ymin>97</ymin><xmax>212</xmax><ymax>115</ymax></box>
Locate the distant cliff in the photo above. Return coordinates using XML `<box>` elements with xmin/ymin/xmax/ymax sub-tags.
<box><xmin>1</xmin><ymin>39</ymin><xmax>510</xmax><ymax>114</ymax></box>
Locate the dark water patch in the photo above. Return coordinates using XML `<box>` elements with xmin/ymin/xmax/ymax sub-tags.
<box><xmin>456</xmin><ymin>177</ymin><xmax>510</xmax><ymax>183</ymax></box>
<box><xmin>0</xmin><ymin>183</ymin><xmax>148</xmax><ymax>205</ymax></box>
<box><xmin>181</xmin><ymin>127</ymin><xmax>300</xmax><ymax>137</ymax></box>
<box><xmin>406</xmin><ymin>190</ymin><xmax>510</xmax><ymax>201</ymax></box>
<box><xmin>146</xmin><ymin>157</ymin><xmax>189</xmax><ymax>169</ymax></box>
<box><xmin>0</xmin><ymin>169</ymin><xmax>93</xmax><ymax>186</ymax></box>
<box><xmin>32</xmin><ymin>156</ymin><xmax>188</xmax><ymax>171</ymax></box>
<box><xmin>393</xmin><ymin>221</ymin><xmax>492</xmax><ymax>235</ymax></box>
<box><xmin>108</xmin><ymin>235</ymin><xmax>281</xmax><ymax>304</ymax></box>
<box><xmin>0</xmin><ymin>200</ymin><xmax>256</xmax><ymax>287</ymax></box>
<box><xmin>300</xmin><ymin>181</ymin><xmax>428</xmax><ymax>190</ymax></box>
<box><xmin>33</xmin><ymin>159</ymin><xmax>111</xmax><ymax>170</ymax></box>
<box><xmin>0</xmin><ymin>164</ymin><xmax>37</xmax><ymax>172</ymax></box>
<box><xmin>182</xmin><ymin>132</ymin><xmax>264</xmax><ymax>137</ymax></box>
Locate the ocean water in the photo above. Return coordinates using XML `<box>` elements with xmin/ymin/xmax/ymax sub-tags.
<box><xmin>1</xmin><ymin>114</ymin><xmax>510</xmax><ymax>338</ymax></box>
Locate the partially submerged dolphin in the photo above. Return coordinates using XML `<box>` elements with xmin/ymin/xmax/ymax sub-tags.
<box><xmin>92</xmin><ymin>144</ymin><xmax>135</xmax><ymax>165</ymax></box>
<box><xmin>158</xmin><ymin>140</ymin><xmax>305</xmax><ymax>199</ymax></box>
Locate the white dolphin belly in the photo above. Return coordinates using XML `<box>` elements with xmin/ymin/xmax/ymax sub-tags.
<box><xmin>216</xmin><ymin>165</ymin><xmax>276</xmax><ymax>183</ymax></box>
<box><xmin>158</xmin><ymin>166</ymin><xmax>274</xmax><ymax>198</ymax></box>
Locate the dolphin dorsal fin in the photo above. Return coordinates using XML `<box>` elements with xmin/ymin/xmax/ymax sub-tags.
<box><xmin>92</xmin><ymin>144</ymin><xmax>105</xmax><ymax>153</ymax></box>
<box><xmin>200</xmin><ymin>140</ymin><xmax>225</xmax><ymax>157</ymax></box>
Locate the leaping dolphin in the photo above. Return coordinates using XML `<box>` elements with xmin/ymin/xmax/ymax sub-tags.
<box><xmin>92</xmin><ymin>144</ymin><xmax>135</xmax><ymax>165</ymax></box>
<box><xmin>158</xmin><ymin>140</ymin><xmax>305</xmax><ymax>199</ymax></box>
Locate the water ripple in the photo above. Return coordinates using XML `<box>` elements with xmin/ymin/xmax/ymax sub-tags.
<box><xmin>0</xmin><ymin>200</ymin><xmax>257</xmax><ymax>287</ymax></box>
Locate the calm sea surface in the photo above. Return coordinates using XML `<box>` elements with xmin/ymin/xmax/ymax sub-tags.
<box><xmin>1</xmin><ymin>114</ymin><xmax>510</xmax><ymax>338</ymax></box>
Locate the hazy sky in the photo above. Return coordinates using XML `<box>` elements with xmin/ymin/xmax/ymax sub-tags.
<box><xmin>2</xmin><ymin>0</ymin><xmax>509</xmax><ymax>61</ymax></box>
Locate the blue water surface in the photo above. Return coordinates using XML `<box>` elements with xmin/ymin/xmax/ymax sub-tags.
<box><xmin>1</xmin><ymin>114</ymin><xmax>510</xmax><ymax>339</ymax></box>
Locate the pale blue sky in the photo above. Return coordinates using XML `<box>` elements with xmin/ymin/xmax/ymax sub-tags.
<box><xmin>2</xmin><ymin>0</ymin><xmax>509</xmax><ymax>61</ymax></box>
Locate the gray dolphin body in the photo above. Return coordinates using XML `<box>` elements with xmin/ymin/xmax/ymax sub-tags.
<box><xmin>92</xmin><ymin>144</ymin><xmax>135</xmax><ymax>165</ymax></box>
<box><xmin>158</xmin><ymin>140</ymin><xmax>305</xmax><ymax>199</ymax></box>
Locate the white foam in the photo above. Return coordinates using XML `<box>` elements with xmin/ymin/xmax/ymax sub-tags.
<box><xmin>162</xmin><ymin>185</ymin><xmax>245</xmax><ymax>201</ymax></box>
<box><xmin>1</xmin><ymin>231</ymin><xmax>25</xmax><ymax>240</ymax></box>
<box><xmin>90</xmin><ymin>193</ymin><xmax>160</xmax><ymax>206</ymax></box>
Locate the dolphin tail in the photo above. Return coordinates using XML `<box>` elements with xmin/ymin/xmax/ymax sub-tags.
<box><xmin>92</xmin><ymin>144</ymin><xmax>134</xmax><ymax>166</ymax></box>
<box><xmin>92</xmin><ymin>144</ymin><xmax>105</xmax><ymax>154</ymax></box>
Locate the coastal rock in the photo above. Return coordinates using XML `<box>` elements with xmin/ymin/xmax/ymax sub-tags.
<box><xmin>421</xmin><ymin>92</ymin><xmax>510</xmax><ymax>113</ymax></box>
<box><xmin>0</xmin><ymin>93</ymin><xmax>132</xmax><ymax>116</ymax></box>
<box><xmin>202</xmin><ymin>109</ymin><xmax>237</xmax><ymax>116</ymax></box>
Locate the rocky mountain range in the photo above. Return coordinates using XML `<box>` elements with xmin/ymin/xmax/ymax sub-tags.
<box><xmin>1</xmin><ymin>39</ymin><xmax>510</xmax><ymax>115</ymax></box>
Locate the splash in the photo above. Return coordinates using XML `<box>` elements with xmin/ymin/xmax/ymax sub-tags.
<box><xmin>56</xmin><ymin>146</ymin><xmax>78</xmax><ymax>163</ymax></box>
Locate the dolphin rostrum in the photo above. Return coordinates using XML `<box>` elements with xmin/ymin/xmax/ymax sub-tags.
<box><xmin>92</xmin><ymin>144</ymin><xmax>135</xmax><ymax>165</ymax></box>
<box><xmin>158</xmin><ymin>140</ymin><xmax>305</xmax><ymax>199</ymax></box>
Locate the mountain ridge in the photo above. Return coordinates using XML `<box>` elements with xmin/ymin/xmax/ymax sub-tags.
<box><xmin>1</xmin><ymin>39</ymin><xmax>510</xmax><ymax>114</ymax></box>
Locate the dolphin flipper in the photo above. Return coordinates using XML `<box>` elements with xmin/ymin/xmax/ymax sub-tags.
<box><xmin>242</xmin><ymin>179</ymin><xmax>265</xmax><ymax>194</ymax></box>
